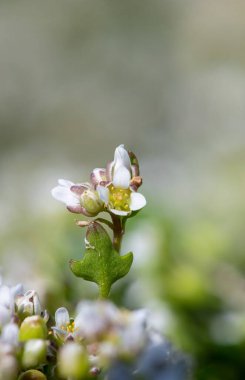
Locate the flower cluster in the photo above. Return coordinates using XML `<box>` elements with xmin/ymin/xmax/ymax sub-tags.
<box><xmin>51</xmin><ymin>144</ymin><xmax>146</xmax><ymax>217</ymax></box>
<box><xmin>0</xmin><ymin>279</ymin><xmax>47</xmax><ymax>380</ymax></box>
<box><xmin>0</xmin><ymin>278</ymin><xmax>190</xmax><ymax>380</ymax></box>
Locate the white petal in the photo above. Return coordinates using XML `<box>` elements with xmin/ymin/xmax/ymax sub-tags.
<box><xmin>131</xmin><ymin>309</ymin><xmax>149</xmax><ymax>326</ymax></box>
<box><xmin>114</xmin><ymin>145</ymin><xmax>131</xmax><ymax>171</ymax></box>
<box><xmin>19</xmin><ymin>300</ymin><xmax>34</xmax><ymax>316</ymax></box>
<box><xmin>106</xmin><ymin>161</ymin><xmax>114</xmax><ymax>181</ymax></box>
<box><xmin>112</xmin><ymin>165</ymin><xmax>131</xmax><ymax>189</ymax></box>
<box><xmin>0</xmin><ymin>286</ymin><xmax>13</xmax><ymax>311</ymax></box>
<box><xmin>51</xmin><ymin>326</ymin><xmax>68</xmax><ymax>337</ymax></box>
<box><xmin>0</xmin><ymin>305</ymin><xmax>11</xmax><ymax>326</ymax></box>
<box><xmin>58</xmin><ymin>179</ymin><xmax>74</xmax><ymax>187</ymax></box>
<box><xmin>1</xmin><ymin>323</ymin><xmax>19</xmax><ymax>346</ymax></box>
<box><xmin>109</xmin><ymin>208</ymin><xmax>130</xmax><ymax>216</ymax></box>
<box><xmin>91</xmin><ymin>168</ymin><xmax>106</xmax><ymax>185</ymax></box>
<box><xmin>97</xmin><ymin>185</ymin><xmax>109</xmax><ymax>203</ymax></box>
<box><xmin>51</xmin><ymin>186</ymin><xmax>79</xmax><ymax>207</ymax></box>
<box><xmin>11</xmin><ymin>283</ymin><xmax>24</xmax><ymax>298</ymax></box>
<box><xmin>24</xmin><ymin>290</ymin><xmax>42</xmax><ymax>315</ymax></box>
<box><xmin>130</xmin><ymin>192</ymin><xmax>146</xmax><ymax>211</ymax></box>
<box><xmin>75</xmin><ymin>301</ymin><xmax>119</xmax><ymax>339</ymax></box>
<box><xmin>55</xmin><ymin>307</ymin><xmax>70</xmax><ymax>328</ymax></box>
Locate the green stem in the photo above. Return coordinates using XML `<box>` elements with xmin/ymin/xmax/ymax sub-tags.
<box><xmin>110</xmin><ymin>214</ymin><xmax>126</xmax><ymax>253</ymax></box>
<box><xmin>98</xmin><ymin>282</ymin><xmax>110</xmax><ymax>299</ymax></box>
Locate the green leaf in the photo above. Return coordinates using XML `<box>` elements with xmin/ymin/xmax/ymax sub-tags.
<box><xmin>70</xmin><ymin>222</ymin><xmax>133</xmax><ymax>298</ymax></box>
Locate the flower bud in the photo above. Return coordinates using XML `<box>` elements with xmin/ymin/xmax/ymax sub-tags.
<box><xmin>21</xmin><ymin>339</ymin><xmax>47</xmax><ymax>369</ymax></box>
<box><xmin>19</xmin><ymin>316</ymin><xmax>47</xmax><ymax>342</ymax></box>
<box><xmin>18</xmin><ymin>369</ymin><xmax>47</xmax><ymax>380</ymax></box>
<box><xmin>16</xmin><ymin>291</ymin><xmax>42</xmax><ymax>320</ymax></box>
<box><xmin>58</xmin><ymin>342</ymin><xmax>89</xmax><ymax>379</ymax></box>
<box><xmin>80</xmin><ymin>189</ymin><xmax>104</xmax><ymax>216</ymax></box>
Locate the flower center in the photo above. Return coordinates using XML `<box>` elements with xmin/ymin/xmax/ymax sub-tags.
<box><xmin>108</xmin><ymin>185</ymin><xmax>131</xmax><ymax>211</ymax></box>
<box><xmin>61</xmin><ymin>321</ymin><xmax>75</xmax><ymax>333</ymax></box>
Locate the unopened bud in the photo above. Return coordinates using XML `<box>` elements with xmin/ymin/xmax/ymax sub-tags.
<box><xmin>16</xmin><ymin>291</ymin><xmax>42</xmax><ymax>320</ymax></box>
<box><xmin>18</xmin><ymin>369</ymin><xmax>47</xmax><ymax>380</ymax></box>
<box><xmin>58</xmin><ymin>342</ymin><xmax>89</xmax><ymax>379</ymax></box>
<box><xmin>76</xmin><ymin>220</ymin><xmax>90</xmax><ymax>228</ymax></box>
<box><xmin>130</xmin><ymin>176</ymin><xmax>142</xmax><ymax>190</ymax></box>
<box><xmin>80</xmin><ymin>189</ymin><xmax>104</xmax><ymax>216</ymax></box>
<box><xmin>19</xmin><ymin>316</ymin><xmax>47</xmax><ymax>342</ymax></box>
<box><xmin>21</xmin><ymin>339</ymin><xmax>47</xmax><ymax>369</ymax></box>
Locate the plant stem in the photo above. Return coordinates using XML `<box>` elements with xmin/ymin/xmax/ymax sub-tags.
<box><xmin>110</xmin><ymin>214</ymin><xmax>126</xmax><ymax>253</ymax></box>
<box><xmin>98</xmin><ymin>282</ymin><xmax>110</xmax><ymax>299</ymax></box>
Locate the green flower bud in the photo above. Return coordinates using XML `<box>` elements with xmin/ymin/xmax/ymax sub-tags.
<box><xmin>19</xmin><ymin>316</ymin><xmax>47</xmax><ymax>342</ymax></box>
<box><xmin>58</xmin><ymin>342</ymin><xmax>89</xmax><ymax>379</ymax></box>
<box><xmin>81</xmin><ymin>189</ymin><xmax>104</xmax><ymax>215</ymax></box>
<box><xmin>18</xmin><ymin>369</ymin><xmax>47</xmax><ymax>380</ymax></box>
<box><xmin>21</xmin><ymin>339</ymin><xmax>47</xmax><ymax>369</ymax></box>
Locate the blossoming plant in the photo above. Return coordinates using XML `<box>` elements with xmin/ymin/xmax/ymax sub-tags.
<box><xmin>0</xmin><ymin>145</ymin><xmax>191</xmax><ymax>380</ymax></box>
<box><xmin>51</xmin><ymin>144</ymin><xmax>146</xmax><ymax>299</ymax></box>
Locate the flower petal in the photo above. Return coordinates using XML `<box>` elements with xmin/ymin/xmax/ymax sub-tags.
<box><xmin>113</xmin><ymin>145</ymin><xmax>131</xmax><ymax>171</ymax></box>
<box><xmin>58</xmin><ymin>179</ymin><xmax>74</xmax><ymax>187</ymax></box>
<box><xmin>97</xmin><ymin>185</ymin><xmax>109</xmax><ymax>203</ymax></box>
<box><xmin>112</xmin><ymin>165</ymin><xmax>131</xmax><ymax>189</ymax></box>
<box><xmin>52</xmin><ymin>185</ymin><xmax>79</xmax><ymax>207</ymax></box>
<box><xmin>109</xmin><ymin>208</ymin><xmax>130</xmax><ymax>216</ymax></box>
<box><xmin>0</xmin><ymin>305</ymin><xmax>11</xmax><ymax>326</ymax></box>
<box><xmin>106</xmin><ymin>161</ymin><xmax>114</xmax><ymax>182</ymax></box>
<box><xmin>67</xmin><ymin>204</ymin><xmax>93</xmax><ymax>216</ymax></box>
<box><xmin>24</xmin><ymin>290</ymin><xmax>42</xmax><ymax>315</ymax></box>
<box><xmin>0</xmin><ymin>286</ymin><xmax>13</xmax><ymax>311</ymax></box>
<box><xmin>70</xmin><ymin>184</ymin><xmax>88</xmax><ymax>196</ymax></box>
<box><xmin>1</xmin><ymin>323</ymin><xmax>19</xmax><ymax>346</ymax></box>
<box><xmin>90</xmin><ymin>168</ymin><xmax>107</xmax><ymax>186</ymax></box>
<box><xmin>52</xmin><ymin>326</ymin><xmax>68</xmax><ymax>338</ymax></box>
<box><xmin>55</xmin><ymin>307</ymin><xmax>70</xmax><ymax>329</ymax></box>
<box><xmin>130</xmin><ymin>192</ymin><xmax>146</xmax><ymax>211</ymax></box>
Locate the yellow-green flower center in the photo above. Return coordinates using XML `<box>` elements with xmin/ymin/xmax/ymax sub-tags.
<box><xmin>61</xmin><ymin>321</ymin><xmax>75</xmax><ymax>333</ymax></box>
<box><xmin>108</xmin><ymin>185</ymin><xmax>131</xmax><ymax>212</ymax></box>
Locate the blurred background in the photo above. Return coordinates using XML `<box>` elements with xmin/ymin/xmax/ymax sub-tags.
<box><xmin>1</xmin><ymin>0</ymin><xmax>245</xmax><ymax>378</ymax></box>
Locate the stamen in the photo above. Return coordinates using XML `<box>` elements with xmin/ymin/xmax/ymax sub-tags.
<box><xmin>108</xmin><ymin>184</ymin><xmax>131</xmax><ymax>212</ymax></box>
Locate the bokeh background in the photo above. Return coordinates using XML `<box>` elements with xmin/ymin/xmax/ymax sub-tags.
<box><xmin>1</xmin><ymin>1</ymin><xmax>245</xmax><ymax>378</ymax></box>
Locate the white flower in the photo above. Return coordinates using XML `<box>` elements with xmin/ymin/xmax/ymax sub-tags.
<box><xmin>96</xmin><ymin>145</ymin><xmax>146</xmax><ymax>216</ymax></box>
<box><xmin>0</xmin><ymin>323</ymin><xmax>19</xmax><ymax>347</ymax></box>
<box><xmin>16</xmin><ymin>290</ymin><xmax>42</xmax><ymax>318</ymax></box>
<box><xmin>51</xmin><ymin>180</ymin><xmax>104</xmax><ymax>216</ymax></box>
<box><xmin>75</xmin><ymin>301</ymin><xmax>119</xmax><ymax>340</ymax></box>
<box><xmin>0</xmin><ymin>283</ymin><xmax>23</xmax><ymax>328</ymax></box>
<box><xmin>0</xmin><ymin>342</ymin><xmax>19</xmax><ymax>380</ymax></box>
<box><xmin>52</xmin><ymin>307</ymin><xmax>81</xmax><ymax>342</ymax></box>
<box><xmin>51</xmin><ymin>145</ymin><xmax>146</xmax><ymax>217</ymax></box>
<box><xmin>118</xmin><ymin>309</ymin><xmax>149</xmax><ymax>354</ymax></box>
